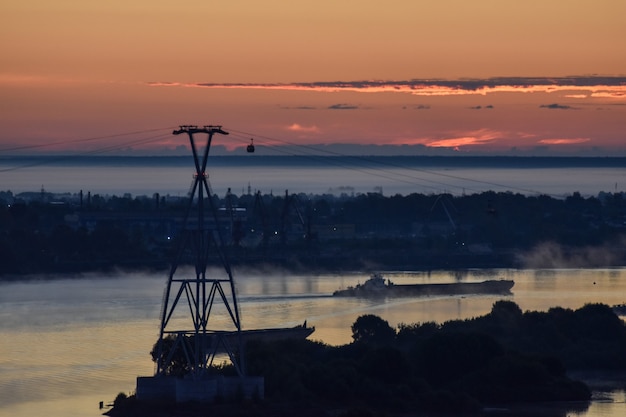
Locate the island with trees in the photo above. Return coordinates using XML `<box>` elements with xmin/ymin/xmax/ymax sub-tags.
<box><xmin>107</xmin><ymin>300</ymin><xmax>626</xmax><ymax>416</ymax></box>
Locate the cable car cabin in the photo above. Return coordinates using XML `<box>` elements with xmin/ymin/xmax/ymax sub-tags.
<box><xmin>246</xmin><ymin>138</ymin><xmax>255</xmax><ymax>153</ymax></box>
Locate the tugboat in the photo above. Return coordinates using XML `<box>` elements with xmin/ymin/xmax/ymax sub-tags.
<box><xmin>333</xmin><ymin>273</ymin><xmax>514</xmax><ymax>298</ymax></box>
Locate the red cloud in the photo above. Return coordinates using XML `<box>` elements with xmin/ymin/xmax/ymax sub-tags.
<box><xmin>538</xmin><ymin>138</ymin><xmax>591</xmax><ymax>145</ymax></box>
<box><xmin>286</xmin><ymin>123</ymin><xmax>320</xmax><ymax>133</ymax></box>
<box><xmin>425</xmin><ymin>129</ymin><xmax>501</xmax><ymax>148</ymax></box>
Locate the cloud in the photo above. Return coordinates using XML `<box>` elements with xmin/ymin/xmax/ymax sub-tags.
<box><xmin>286</xmin><ymin>123</ymin><xmax>320</xmax><ymax>133</ymax></box>
<box><xmin>0</xmin><ymin>73</ymin><xmax>99</xmax><ymax>86</ymax></box>
<box><xmin>469</xmin><ymin>105</ymin><xmax>494</xmax><ymax>110</ymax></box>
<box><xmin>328</xmin><ymin>103</ymin><xmax>359</xmax><ymax>110</ymax></box>
<box><xmin>280</xmin><ymin>105</ymin><xmax>317</xmax><ymax>110</ymax></box>
<box><xmin>0</xmin><ymin>73</ymin><xmax>49</xmax><ymax>85</ymax></box>
<box><xmin>146</xmin><ymin>81</ymin><xmax>182</xmax><ymax>87</ymax></box>
<box><xmin>538</xmin><ymin>138</ymin><xmax>591</xmax><ymax>145</ymax></box>
<box><xmin>425</xmin><ymin>129</ymin><xmax>502</xmax><ymax>148</ymax></box>
<box><xmin>591</xmin><ymin>91</ymin><xmax>626</xmax><ymax>99</ymax></box>
<box><xmin>148</xmin><ymin>76</ymin><xmax>626</xmax><ymax>98</ymax></box>
<box><xmin>540</xmin><ymin>103</ymin><xmax>575</xmax><ymax>110</ymax></box>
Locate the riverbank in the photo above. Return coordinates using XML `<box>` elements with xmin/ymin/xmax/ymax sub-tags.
<box><xmin>4</xmin><ymin>186</ymin><xmax>626</xmax><ymax>277</ymax></box>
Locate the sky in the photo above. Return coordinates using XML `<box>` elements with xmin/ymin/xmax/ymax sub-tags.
<box><xmin>1</xmin><ymin>0</ymin><xmax>625</xmax><ymax>156</ymax></box>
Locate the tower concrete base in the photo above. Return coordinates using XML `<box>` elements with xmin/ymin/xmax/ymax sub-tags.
<box><xmin>136</xmin><ymin>375</ymin><xmax>264</xmax><ymax>403</ymax></box>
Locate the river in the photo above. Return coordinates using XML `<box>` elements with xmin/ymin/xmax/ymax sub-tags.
<box><xmin>2</xmin><ymin>155</ymin><xmax>626</xmax><ymax>198</ymax></box>
<box><xmin>1</xmin><ymin>268</ymin><xmax>626</xmax><ymax>416</ymax></box>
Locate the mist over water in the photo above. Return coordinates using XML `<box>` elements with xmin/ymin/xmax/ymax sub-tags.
<box><xmin>518</xmin><ymin>240</ymin><xmax>626</xmax><ymax>269</ymax></box>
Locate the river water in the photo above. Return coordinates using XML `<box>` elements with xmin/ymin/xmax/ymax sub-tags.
<box><xmin>2</xmin><ymin>156</ymin><xmax>626</xmax><ymax>198</ymax></box>
<box><xmin>1</xmin><ymin>268</ymin><xmax>626</xmax><ymax>417</ymax></box>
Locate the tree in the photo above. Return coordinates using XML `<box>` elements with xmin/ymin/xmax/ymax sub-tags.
<box><xmin>150</xmin><ymin>334</ymin><xmax>192</xmax><ymax>377</ymax></box>
<box><xmin>351</xmin><ymin>314</ymin><xmax>396</xmax><ymax>345</ymax></box>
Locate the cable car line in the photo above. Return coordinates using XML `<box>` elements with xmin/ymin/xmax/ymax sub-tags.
<box><xmin>0</xmin><ymin>126</ymin><xmax>178</xmax><ymax>153</ymax></box>
<box><xmin>0</xmin><ymin>124</ymin><xmax>555</xmax><ymax>197</ymax></box>
<box><xmin>226</xmin><ymin>131</ymin><xmax>464</xmax><ymax>193</ymax></box>
<box><xmin>227</xmin><ymin>130</ymin><xmax>500</xmax><ymax>194</ymax></box>
<box><xmin>228</xmin><ymin>129</ymin><xmax>548</xmax><ymax>196</ymax></box>
<box><xmin>0</xmin><ymin>132</ymin><xmax>172</xmax><ymax>173</ymax></box>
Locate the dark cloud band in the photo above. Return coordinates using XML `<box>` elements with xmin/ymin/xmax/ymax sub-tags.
<box><xmin>148</xmin><ymin>76</ymin><xmax>626</xmax><ymax>97</ymax></box>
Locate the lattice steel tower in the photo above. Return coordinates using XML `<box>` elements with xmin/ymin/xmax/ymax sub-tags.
<box><xmin>154</xmin><ymin>125</ymin><xmax>245</xmax><ymax>378</ymax></box>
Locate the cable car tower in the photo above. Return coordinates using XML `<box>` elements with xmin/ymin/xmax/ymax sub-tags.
<box><xmin>154</xmin><ymin>125</ymin><xmax>245</xmax><ymax>379</ymax></box>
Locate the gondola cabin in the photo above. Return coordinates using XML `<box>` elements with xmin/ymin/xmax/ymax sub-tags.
<box><xmin>246</xmin><ymin>138</ymin><xmax>255</xmax><ymax>153</ymax></box>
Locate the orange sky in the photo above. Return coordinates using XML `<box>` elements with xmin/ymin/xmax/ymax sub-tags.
<box><xmin>1</xmin><ymin>1</ymin><xmax>625</xmax><ymax>155</ymax></box>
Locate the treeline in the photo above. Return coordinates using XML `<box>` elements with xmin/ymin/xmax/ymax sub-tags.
<box><xmin>2</xmin><ymin>189</ymin><xmax>626</xmax><ymax>275</ymax></box>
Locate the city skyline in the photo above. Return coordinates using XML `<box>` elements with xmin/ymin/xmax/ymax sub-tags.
<box><xmin>1</xmin><ymin>1</ymin><xmax>625</xmax><ymax>156</ymax></box>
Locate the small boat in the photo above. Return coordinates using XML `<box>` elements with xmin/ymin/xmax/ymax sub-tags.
<box><xmin>333</xmin><ymin>273</ymin><xmax>514</xmax><ymax>298</ymax></box>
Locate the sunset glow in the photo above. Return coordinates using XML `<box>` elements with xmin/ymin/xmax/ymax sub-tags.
<box><xmin>425</xmin><ymin>130</ymin><xmax>503</xmax><ymax>148</ymax></box>
<box><xmin>1</xmin><ymin>1</ymin><xmax>625</xmax><ymax>156</ymax></box>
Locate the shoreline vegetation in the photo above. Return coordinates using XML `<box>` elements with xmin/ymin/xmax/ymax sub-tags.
<box><xmin>2</xmin><ymin>188</ymin><xmax>626</xmax><ymax>277</ymax></box>
<box><xmin>107</xmin><ymin>301</ymin><xmax>626</xmax><ymax>417</ymax></box>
